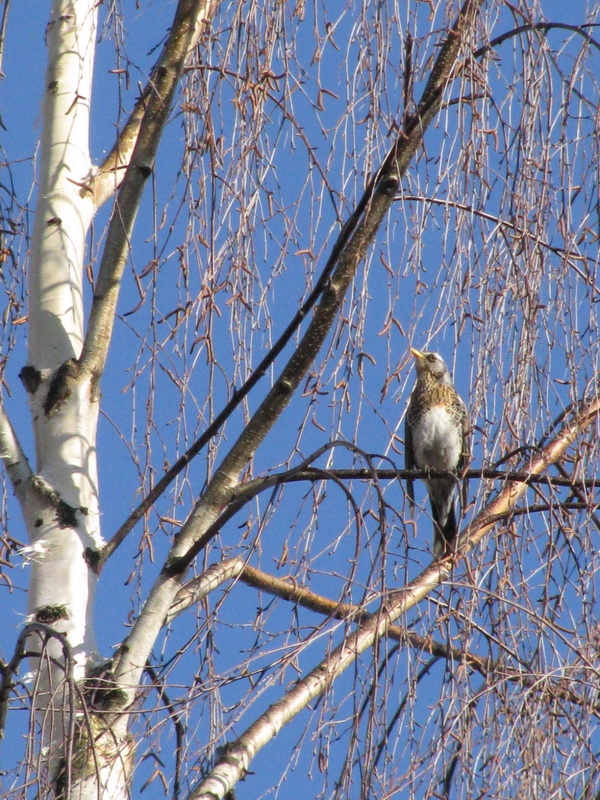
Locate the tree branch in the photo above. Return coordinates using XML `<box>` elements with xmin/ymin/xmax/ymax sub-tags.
<box><xmin>165</xmin><ymin>557</ymin><xmax>245</xmax><ymax>625</ymax></box>
<box><xmin>475</xmin><ymin>21</ymin><xmax>600</xmax><ymax>60</ymax></box>
<box><xmin>454</xmin><ymin>394</ymin><xmax>600</xmax><ymax>556</ymax></box>
<box><xmin>167</xmin><ymin>555</ymin><xmax>599</xmax><ymax>717</ymax></box>
<box><xmin>79</xmin><ymin>0</ymin><xmax>217</xmax><ymax>383</ymax></box>
<box><xmin>100</xmin><ymin>428</ymin><xmax>597</xmax><ymax>569</ymax></box>
<box><xmin>0</xmin><ymin>403</ymin><xmax>33</xmax><ymax>510</ymax></box>
<box><xmin>169</xmin><ymin>0</ymin><xmax>486</xmax><ymax>559</ymax></box>
<box><xmin>89</xmin><ymin>0</ymin><xmax>220</xmax><ymax>209</ymax></box>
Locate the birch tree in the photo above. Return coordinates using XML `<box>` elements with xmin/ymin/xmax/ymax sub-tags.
<box><xmin>1</xmin><ymin>1</ymin><xmax>599</xmax><ymax>799</ymax></box>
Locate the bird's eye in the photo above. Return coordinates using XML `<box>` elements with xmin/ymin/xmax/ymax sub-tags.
<box><xmin>427</xmin><ymin>354</ymin><xmax>436</xmax><ymax>362</ymax></box>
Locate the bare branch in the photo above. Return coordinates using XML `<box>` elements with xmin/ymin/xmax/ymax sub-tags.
<box><xmin>169</xmin><ymin>556</ymin><xmax>596</xmax><ymax>713</ymax></box>
<box><xmin>165</xmin><ymin>557</ymin><xmax>245</xmax><ymax>625</ymax></box>
<box><xmin>89</xmin><ymin>0</ymin><xmax>220</xmax><ymax>209</ymax></box>
<box><xmin>0</xmin><ymin>402</ymin><xmax>33</xmax><ymax>509</ymax></box>
<box><xmin>79</xmin><ymin>0</ymin><xmax>217</xmax><ymax>382</ymax></box>
<box><xmin>475</xmin><ymin>21</ymin><xmax>600</xmax><ymax>59</ymax></box>
<box><xmin>456</xmin><ymin>395</ymin><xmax>600</xmax><ymax>555</ymax></box>
<box><xmin>239</xmin><ymin>562</ymin><xmax>597</xmax><ymax>711</ymax></box>
<box><xmin>100</xmin><ymin>0</ymin><xmax>486</xmax><ymax>570</ymax></box>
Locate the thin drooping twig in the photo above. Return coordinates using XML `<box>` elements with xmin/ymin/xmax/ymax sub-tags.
<box><xmin>144</xmin><ymin>664</ymin><xmax>186</xmax><ymax>800</ymax></box>
<box><xmin>112</xmin><ymin>0</ymin><xmax>485</xmax><ymax>705</ymax></box>
<box><xmin>0</xmin><ymin>623</ymin><xmax>73</xmax><ymax>739</ymax></box>
<box><xmin>475</xmin><ymin>21</ymin><xmax>600</xmax><ymax>60</ymax></box>
<box><xmin>99</xmin><ymin>212</ymin><xmax>376</xmax><ymax>566</ymax></box>
<box><xmin>100</xmin><ymin>0</ymin><xmax>485</xmax><ymax>567</ymax></box>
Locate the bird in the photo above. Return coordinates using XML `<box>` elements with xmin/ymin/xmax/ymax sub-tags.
<box><xmin>405</xmin><ymin>348</ymin><xmax>469</xmax><ymax>557</ymax></box>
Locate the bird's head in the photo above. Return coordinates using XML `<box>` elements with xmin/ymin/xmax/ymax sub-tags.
<box><xmin>410</xmin><ymin>348</ymin><xmax>452</xmax><ymax>385</ymax></box>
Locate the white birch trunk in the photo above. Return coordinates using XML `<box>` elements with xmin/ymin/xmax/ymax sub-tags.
<box><xmin>29</xmin><ymin>0</ymin><xmax>95</xmax><ymax>367</ymax></box>
<box><xmin>22</xmin><ymin>1</ymin><xmax>132</xmax><ymax>796</ymax></box>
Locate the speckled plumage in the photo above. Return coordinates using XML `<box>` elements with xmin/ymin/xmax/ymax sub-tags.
<box><xmin>405</xmin><ymin>349</ymin><xmax>469</xmax><ymax>557</ymax></box>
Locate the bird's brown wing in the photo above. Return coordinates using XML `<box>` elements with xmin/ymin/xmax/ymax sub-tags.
<box><xmin>458</xmin><ymin>398</ymin><xmax>470</xmax><ymax>510</ymax></box>
<box><xmin>404</xmin><ymin>408</ymin><xmax>415</xmax><ymax>511</ymax></box>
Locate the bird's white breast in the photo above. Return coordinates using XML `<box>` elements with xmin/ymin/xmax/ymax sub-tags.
<box><xmin>412</xmin><ymin>405</ymin><xmax>462</xmax><ymax>471</ymax></box>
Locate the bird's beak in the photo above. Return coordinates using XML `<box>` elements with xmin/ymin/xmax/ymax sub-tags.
<box><xmin>410</xmin><ymin>347</ymin><xmax>424</xmax><ymax>359</ymax></box>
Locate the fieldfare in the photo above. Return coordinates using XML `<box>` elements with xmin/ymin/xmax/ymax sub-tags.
<box><xmin>405</xmin><ymin>348</ymin><xmax>469</xmax><ymax>557</ymax></box>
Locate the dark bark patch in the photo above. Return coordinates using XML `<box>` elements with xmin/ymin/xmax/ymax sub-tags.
<box><xmin>83</xmin><ymin>665</ymin><xmax>128</xmax><ymax>711</ymax></box>
<box><xmin>35</xmin><ymin>604</ymin><xmax>71</xmax><ymax>624</ymax></box>
<box><xmin>19</xmin><ymin>365</ymin><xmax>42</xmax><ymax>394</ymax></box>
<box><xmin>84</xmin><ymin>547</ymin><xmax>100</xmax><ymax>574</ymax></box>
<box><xmin>55</xmin><ymin>499</ymin><xmax>79</xmax><ymax>528</ymax></box>
<box><xmin>44</xmin><ymin>358</ymin><xmax>79</xmax><ymax>416</ymax></box>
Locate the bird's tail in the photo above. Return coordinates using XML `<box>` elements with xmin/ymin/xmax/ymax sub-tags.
<box><xmin>432</xmin><ymin>500</ymin><xmax>457</xmax><ymax>558</ymax></box>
